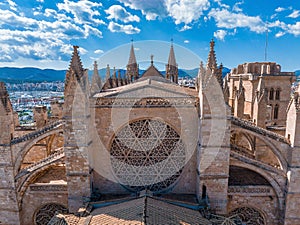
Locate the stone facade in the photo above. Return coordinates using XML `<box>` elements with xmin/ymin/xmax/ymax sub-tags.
<box><xmin>0</xmin><ymin>41</ymin><xmax>299</xmax><ymax>225</ymax></box>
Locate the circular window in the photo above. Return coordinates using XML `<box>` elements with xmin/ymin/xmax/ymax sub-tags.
<box><xmin>110</xmin><ymin>119</ymin><xmax>185</xmax><ymax>193</ymax></box>
<box><xmin>229</xmin><ymin>207</ymin><xmax>266</xmax><ymax>225</ymax></box>
<box><xmin>34</xmin><ymin>203</ymin><xmax>67</xmax><ymax>225</ymax></box>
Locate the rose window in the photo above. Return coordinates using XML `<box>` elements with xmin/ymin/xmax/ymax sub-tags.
<box><xmin>34</xmin><ymin>203</ymin><xmax>67</xmax><ymax>225</ymax></box>
<box><xmin>110</xmin><ymin>119</ymin><xmax>185</xmax><ymax>193</ymax></box>
<box><xmin>229</xmin><ymin>207</ymin><xmax>266</xmax><ymax>225</ymax></box>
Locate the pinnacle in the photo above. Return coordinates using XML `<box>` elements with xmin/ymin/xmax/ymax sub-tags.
<box><xmin>128</xmin><ymin>43</ymin><xmax>137</xmax><ymax>65</ymax></box>
<box><xmin>68</xmin><ymin>45</ymin><xmax>84</xmax><ymax>79</ymax></box>
<box><xmin>167</xmin><ymin>43</ymin><xmax>177</xmax><ymax>67</ymax></box>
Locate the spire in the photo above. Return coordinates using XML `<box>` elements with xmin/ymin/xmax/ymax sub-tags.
<box><xmin>128</xmin><ymin>42</ymin><xmax>137</xmax><ymax>65</ymax></box>
<box><xmin>112</xmin><ymin>67</ymin><xmax>117</xmax><ymax>88</ymax></box>
<box><xmin>0</xmin><ymin>82</ymin><xmax>12</xmax><ymax>114</ymax></box>
<box><xmin>166</xmin><ymin>40</ymin><xmax>178</xmax><ymax>83</ymax></box>
<box><xmin>126</xmin><ymin>41</ymin><xmax>139</xmax><ymax>82</ymax></box>
<box><xmin>167</xmin><ymin>42</ymin><xmax>177</xmax><ymax>67</ymax></box>
<box><xmin>68</xmin><ymin>46</ymin><xmax>84</xmax><ymax>79</ymax></box>
<box><xmin>90</xmin><ymin>61</ymin><xmax>102</xmax><ymax>94</ymax></box>
<box><xmin>105</xmin><ymin>64</ymin><xmax>110</xmax><ymax>80</ymax></box>
<box><xmin>118</xmin><ymin>69</ymin><xmax>122</xmax><ymax>87</ymax></box>
<box><xmin>206</xmin><ymin>39</ymin><xmax>217</xmax><ymax>71</ymax></box>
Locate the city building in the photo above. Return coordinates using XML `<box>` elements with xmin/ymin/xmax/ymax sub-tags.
<box><xmin>0</xmin><ymin>40</ymin><xmax>299</xmax><ymax>225</ymax></box>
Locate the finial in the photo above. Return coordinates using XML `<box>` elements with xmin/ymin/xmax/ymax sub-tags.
<box><xmin>131</xmin><ymin>38</ymin><xmax>133</xmax><ymax>43</ymax></box>
<box><xmin>151</xmin><ymin>54</ymin><xmax>154</xmax><ymax>65</ymax></box>
<box><xmin>210</xmin><ymin>39</ymin><xmax>215</xmax><ymax>49</ymax></box>
<box><xmin>171</xmin><ymin>38</ymin><xmax>173</xmax><ymax>44</ymax></box>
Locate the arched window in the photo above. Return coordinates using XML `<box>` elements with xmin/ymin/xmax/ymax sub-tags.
<box><xmin>274</xmin><ymin>104</ymin><xmax>279</xmax><ymax>119</ymax></box>
<box><xmin>229</xmin><ymin>207</ymin><xmax>266</xmax><ymax>225</ymax></box>
<box><xmin>34</xmin><ymin>203</ymin><xmax>67</xmax><ymax>225</ymax></box>
<box><xmin>269</xmin><ymin>88</ymin><xmax>274</xmax><ymax>100</ymax></box>
<box><xmin>275</xmin><ymin>89</ymin><xmax>280</xmax><ymax>100</ymax></box>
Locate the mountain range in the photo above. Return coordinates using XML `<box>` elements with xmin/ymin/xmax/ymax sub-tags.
<box><xmin>0</xmin><ymin>67</ymin><xmax>297</xmax><ymax>83</ymax></box>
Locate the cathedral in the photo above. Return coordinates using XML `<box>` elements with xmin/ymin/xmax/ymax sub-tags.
<box><xmin>0</xmin><ymin>39</ymin><xmax>300</xmax><ymax>225</ymax></box>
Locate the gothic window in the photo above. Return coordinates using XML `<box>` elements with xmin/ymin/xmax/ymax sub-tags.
<box><xmin>275</xmin><ymin>89</ymin><xmax>280</xmax><ymax>100</ymax></box>
<box><xmin>274</xmin><ymin>104</ymin><xmax>279</xmax><ymax>119</ymax></box>
<box><xmin>110</xmin><ymin>119</ymin><xmax>185</xmax><ymax>193</ymax></box>
<box><xmin>269</xmin><ymin>88</ymin><xmax>274</xmax><ymax>100</ymax></box>
<box><xmin>229</xmin><ymin>207</ymin><xmax>266</xmax><ymax>225</ymax></box>
<box><xmin>34</xmin><ymin>203</ymin><xmax>67</xmax><ymax>225</ymax></box>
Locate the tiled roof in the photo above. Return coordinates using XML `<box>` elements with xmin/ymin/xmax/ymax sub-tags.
<box><xmin>51</xmin><ymin>197</ymin><xmax>212</xmax><ymax>225</ymax></box>
<box><xmin>85</xmin><ymin>196</ymin><xmax>212</xmax><ymax>225</ymax></box>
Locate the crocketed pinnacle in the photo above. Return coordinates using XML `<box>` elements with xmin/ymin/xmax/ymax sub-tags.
<box><xmin>68</xmin><ymin>46</ymin><xmax>84</xmax><ymax>79</ymax></box>
<box><xmin>206</xmin><ymin>39</ymin><xmax>217</xmax><ymax>71</ymax></box>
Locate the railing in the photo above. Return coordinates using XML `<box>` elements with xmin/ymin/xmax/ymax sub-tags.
<box><xmin>229</xmin><ymin>116</ymin><xmax>290</xmax><ymax>144</ymax></box>
<box><xmin>11</xmin><ymin>120</ymin><xmax>63</xmax><ymax>145</ymax></box>
<box><xmin>15</xmin><ymin>148</ymin><xmax>64</xmax><ymax>180</ymax></box>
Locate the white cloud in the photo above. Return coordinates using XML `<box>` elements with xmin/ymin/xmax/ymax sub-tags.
<box><xmin>275</xmin><ymin>7</ymin><xmax>286</xmax><ymax>13</ymax></box>
<box><xmin>6</xmin><ymin>0</ymin><xmax>17</xmax><ymax>11</ymax></box>
<box><xmin>108</xmin><ymin>21</ymin><xmax>140</xmax><ymax>34</ymax></box>
<box><xmin>0</xmin><ymin>4</ymin><xmax>103</xmax><ymax>63</ymax></box>
<box><xmin>57</xmin><ymin>0</ymin><xmax>104</xmax><ymax>25</ymax></box>
<box><xmin>94</xmin><ymin>49</ymin><xmax>104</xmax><ymax>54</ymax></box>
<box><xmin>214</xmin><ymin>29</ymin><xmax>227</xmax><ymax>41</ymax></box>
<box><xmin>36</xmin><ymin>0</ymin><xmax>44</xmax><ymax>3</ymax></box>
<box><xmin>209</xmin><ymin>8</ymin><xmax>266</xmax><ymax>33</ymax></box>
<box><xmin>165</xmin><ymin>0</ymin><xmax>210</xmax><ymax>25</ymax></box>
<box><xmin>288</xmin><ymin>10</ymin><xmax>300</xmax><ymax>18</ymax></box>
<box><xmin>232</xmin><ymin>1</ymin><xmax>243</xmax><ymax>12</ymax></box>
<box><xmin>179</xmin><ymin>24</ymin><xmax>192</xmax><ymax>32</ymax></box>
<box><xmin>105</xmin><ymin>5</ymin><xmax>140</xmax><ymax>23</ymax></box>
<box><xmin>184</xmin><ymin>40</ymin><xmax>189</xmax><ymax>44</ymax></box>
<box><xmin>275</xmin><ymin>31</ymin><xmax>285</xmax><ymax>38</ymax></box>
<box><xmin>118</xmin><ymin>0</ymin><xmax>167</xmax><ymax>21</ymax></box>
<box><xmin>286</xmin><ymin>22</ymin><xmax>300</xmax><ymax>36</ymax></box>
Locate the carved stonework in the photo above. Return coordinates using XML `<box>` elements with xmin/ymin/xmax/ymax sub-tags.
<box><xmin>34</xmin><ymin>203</ymin><xmax>68</xmax><ymax>225</ymax></box>
<box><xmin>30</xmin><ymin>184</ymin><xmax>67</xmax><ymax>192</ymax></box>
<box><xmin>95</xmin><ymin>97</ymin><xmax>197</xmax><ymax>108</ymax></box>
<box><xmin>110</xmin><ymin>119</ymin><xmax>185</xmax><ymax>193</ymax></box>
<box><xmin>229</xmin><ymin>207</ymin><xmax>266</xmax><ymax>225</ymax></box>
<box><xmin>228</xmin><ymin>186</ymin><xmax>272</xmax><ymax>195</ymax></box>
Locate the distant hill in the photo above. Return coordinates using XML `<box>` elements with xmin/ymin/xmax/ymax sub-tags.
<box><xmin>0</xmin><ymin>67</ymin><xmax>66</xmax><ymax>83</ymax></box>
<box><xmin>0</xmin><ymin>66</ymin><xmax>273</xmax><ymax>83</ymax></box>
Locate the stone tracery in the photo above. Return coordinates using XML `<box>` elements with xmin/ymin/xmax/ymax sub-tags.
<box><xmin>34</xmin><ymin>203</ymin><xmax>67</xmax><ymax>225</ymax></box>
<box><xmin>110</xmin><ymin>119</ymin><xmax>185</xmax><ymax>192</ymax></box>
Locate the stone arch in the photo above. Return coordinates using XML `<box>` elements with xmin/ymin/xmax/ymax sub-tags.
<box><xmin>229</xmin><ymin>205</ymin><xmax>266</xmax><ymax>225</ymax></box>
<box><xmin>230</xmin><ymin>160</ymin><xmax>284</xmax><ymax>206</ymax></box>
<box><xmin>231</xmin><ymin>130</ymin><xmax>254</xmax><ymax>151</ymax></box>
<box><xmin>17</xmin><ymin>162</ymin><xmax>65</xmax><ymax>206</ymax></box>
<box><xmin>14</xmin><ymin>128</ymin><xmax>63</xmax><ymax>173</ymax></box>
<box><xmin>108</xmin><ymin>118</ymin><xmax>185</xmax><ymax>193</ymax></box>
<box><xmin>231</xmin><ymin>127</ymin><xmax>288</xmax><ymax>171</ymax></box>
<box><xmin>33</xmin><ymin>203</ymin><xmax>67</xmax><ymax>225</ymax></box>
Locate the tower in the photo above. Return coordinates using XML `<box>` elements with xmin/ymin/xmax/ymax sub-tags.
<box><xmin>126</xmin><ymin>42</ymin><xmax>139</xmax><ymax>82</ymax></box>
<box><xmin>63</xmin><ymin>46</ymin><xmax>91</xmax><ymax>212</ymax></box>
<box><xmin>0</xmin><ymin>82</ymin><xmax>20</xmax><ymax>224</ymax></box>
<box><xmin>166</xmin><ymin>41</ymin><xmax>178</xmax><ymax>83</ymax></box>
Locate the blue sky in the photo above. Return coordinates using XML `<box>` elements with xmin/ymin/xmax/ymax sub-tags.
<box><xmin>1</xmin><ymin>0</ymin><xmax>300</xmax><ymax>71</ymax></box>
